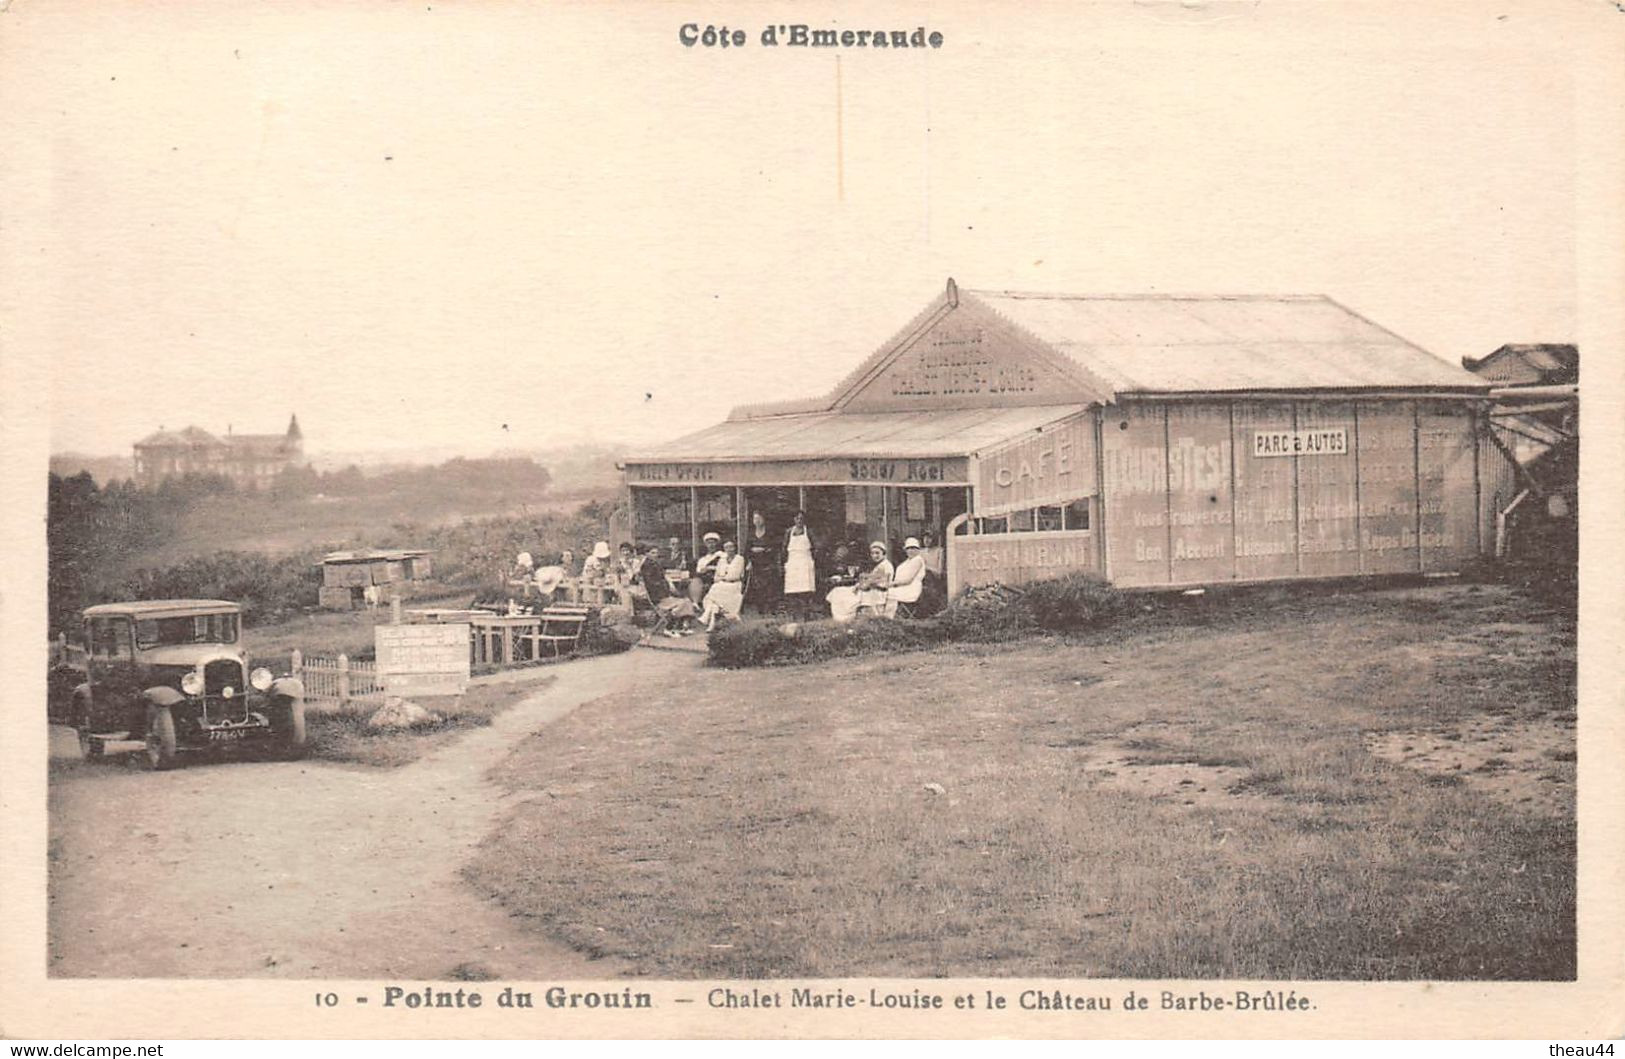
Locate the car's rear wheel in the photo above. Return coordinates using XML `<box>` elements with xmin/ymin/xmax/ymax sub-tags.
<box><xmin>145</xmin><ymin>705</ymin><xmax>178</xmax><ymax>771</ymax></box>
<box><xmin>267</xmin><ymin>697</ymin><xmax>307</xmax><ymax>760</ymax></box>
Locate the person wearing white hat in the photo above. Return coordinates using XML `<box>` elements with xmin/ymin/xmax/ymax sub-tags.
<box><xmin>699</xmin><ymin>540</ymin><xmax>746</xmax><ymax>630</ymax></box>
<box><xmin>690</xmin><ymin>531</ymin><xmax>724</xmax><ymax>605</ymax></box>
<box><xmin>580</xmin><ymin>540</ymin><xmax>614</xmax><ymax>581</ymax></box>
<box><xmin>886</xmin><ymin>537</ymin><xmax>927</xmax><ymax>617</ymax></box>
<box><xmin>532</xmin><ymin>562</ymin><xmax>566</xmax><ymax>599</ymax></box>
<box><xmin>829</xmin><ymin>540</ymin><xmax>893</xmax><ymax>622</ymax></box>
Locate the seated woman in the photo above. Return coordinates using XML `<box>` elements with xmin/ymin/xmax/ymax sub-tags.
<box><xmin>531</xmin><ymin>557</ymin><xmax>568</xmax><ymax>608</ymax></box>
<box><xmin>825</xmin><ymin>542</ymin><xmax>861</xmax><ymax>587</ymax></box>
<box><xmin>639</xmin><ymin>543</ymin><xmax>698</xmax><ymax>635</ymax></box>
<box><xmin>698</xmin><ymin>540</ymin><xmax>746</xmax><ymax>631</ymax></box>
<box><xmin>827</xmin><ymin>541</ymin><xmax>893</xmax><ymax>623</ymax></box>
<box><xmin>886</xmin><ymin>537</ymin><xmax>927</xmax><ymax>617</ymax></box>
<box><xmin>580</xmin><ymin>541</ymin><xmax>613</xmax><ymax>581</ymax></box>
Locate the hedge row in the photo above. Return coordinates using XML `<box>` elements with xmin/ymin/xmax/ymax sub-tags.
<box><xmin>707</xmin><ymin>575</ymin><xmax>1135</xmax><ymax>667</ymax></box>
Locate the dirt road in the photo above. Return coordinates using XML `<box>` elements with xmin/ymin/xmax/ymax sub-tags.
<box><xmin>48</xmin><ymin>648</ymin><xmax>698</xmax><ymax>979</ymax></box>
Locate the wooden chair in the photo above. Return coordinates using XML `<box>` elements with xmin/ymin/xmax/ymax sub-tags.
<box><xmin>531</xmin><ymin>605</ymin><xmax>590</xmax><ymax>658</ymax></box>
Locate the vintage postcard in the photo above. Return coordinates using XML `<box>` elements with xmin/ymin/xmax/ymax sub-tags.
<box><xmin>2</xmin><ymin>0</ymin><xmax>1621</xmax><ymax>1042</ymax></box>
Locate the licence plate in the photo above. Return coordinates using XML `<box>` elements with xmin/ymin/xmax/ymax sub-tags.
<box><xmin>208</xmin><ymin>728</ymin><xmax>252</xmax><ymax>742</ymax></box>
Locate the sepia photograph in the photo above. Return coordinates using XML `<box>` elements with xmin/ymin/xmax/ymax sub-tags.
<box><xmin>2</xmin><ymin>0</ymin><xmax>1621</xmax><ymax>1042</ymax></box>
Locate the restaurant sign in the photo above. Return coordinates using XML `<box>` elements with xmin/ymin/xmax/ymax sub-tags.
<box><xmin>974</xmin><ymin>414</ymin><xmax>1097</xmax><ymax>517</ymax></box>
<box><xmin>1252</xmin><ymin>428</ymin><xmax>1348</xmax><ymax>458</ymax></box>
<box><xmin>947</xmin><ymin>529</ymin><xmax>1097</xmax><ymax>596</ymax></box>
<box><xmin>375</xmin><ymin>623</ymin><xmax>471</xmax><ymax>696</ymax></box>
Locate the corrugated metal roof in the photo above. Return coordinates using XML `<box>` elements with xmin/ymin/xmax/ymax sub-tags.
<box><xmin>625</xmin><ymin>405</ymin><xmax>1087</xmax><ymax>463</ymax></box>
<box><xmin>968</xmin><ymin>290</ymin><xmax>1489</xmax><ymax>395</ymax></box>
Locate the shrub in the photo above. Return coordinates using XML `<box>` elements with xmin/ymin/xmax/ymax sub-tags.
<box><xmin>117</xmin><ymin>552</ymin><xmax>321</xmax><ymax>626</ymax></box>
<box><xmin>1019</xmin><ymin>574</ymin><xmax>1133</xmax><ymax>631</ymax></box>
<box><xmin>707</xmin><ymin>574</ymin><xmax>1131</xmax><ymax>668</ymax></box>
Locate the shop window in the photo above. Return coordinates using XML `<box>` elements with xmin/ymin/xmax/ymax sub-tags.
<box><xmin>1035</xmin><ymin>505</ymin><xmax>1063</xmax><ymax>531</ymax></box>
<box><xmin>980</xmin><ymin>516</ymin><xmax>1009</xmax><ymax>535</ymax></box>
<box><xmin>1063</xmin><ymin>498</ymin><xmax>1092</xmax><ymax>531</ymax></box>
<box><xmin>1009</xmin><ymin>508</ymin><xmax>1035</xmax><ymax>533</ymax></box>
<box><xmin>903</xmin><ymin>490</ymin><xmax>927</xmax><ymax>522</ymax></box>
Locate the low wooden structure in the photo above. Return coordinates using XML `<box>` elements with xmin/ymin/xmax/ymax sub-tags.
<box><xmin>319</xmin><ymin>549</ymin><xmax>434</xmax><ymax>610</ymax></box>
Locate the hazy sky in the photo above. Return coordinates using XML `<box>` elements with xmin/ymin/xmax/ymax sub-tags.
<box><xmin>5</xmin><ymin>2</ymin><xmax>1579</xmax><ymax>458</ymax></box>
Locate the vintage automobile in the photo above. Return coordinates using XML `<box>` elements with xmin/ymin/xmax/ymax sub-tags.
<box><xmin>68</xmin><ymin>599</ymin><xmax>305</xmax><ymax>770</ymax></box>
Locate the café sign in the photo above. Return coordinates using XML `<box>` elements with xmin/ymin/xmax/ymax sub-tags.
<box><xmin>974</xmin><ymin>414</ymin><xmax>1097</xmax><ymax>517</ymax></box>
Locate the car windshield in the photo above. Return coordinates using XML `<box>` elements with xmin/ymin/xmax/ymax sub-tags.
<box><xmin>134</xmin><ymin>613</ymin><xmax>238</xmax><ymax>647</ymax></box>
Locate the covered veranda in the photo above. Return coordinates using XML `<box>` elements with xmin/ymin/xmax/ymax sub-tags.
<box><xmin>621</xmin><ymin>404</ymin><xmax>1088</xmax><ymax>566</ymax></box>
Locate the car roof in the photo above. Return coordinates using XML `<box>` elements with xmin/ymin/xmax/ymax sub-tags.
<box><xmin>83</xmin><ymin>599</ymin><xmax>240</xmax><ymax>619</ymax></box>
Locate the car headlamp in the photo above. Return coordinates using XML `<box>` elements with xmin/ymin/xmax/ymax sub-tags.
<box><xmin>221</xmin><ymin>685</ymin><xmax>235</xmax><ymax>699</ymax></box>
<box><xmin>250</xmin><ymin>667</ymin><xmax>274</xmax><ymax>692</ymax></box>
<box><xmin>180</xmin><ymin>672</ymin><xmax>204</xmax><ymax>696</ymax></box>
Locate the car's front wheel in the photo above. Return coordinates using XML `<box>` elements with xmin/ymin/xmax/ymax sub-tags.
<box><xmin>144</xmin><ymin>705</ymin><xmax>178</xmax><ymax>771</ymax></box>
<box><xmin>267</xmin><ymin>697</ymin><xmax>307</xmax><ymax>760</ymax></box>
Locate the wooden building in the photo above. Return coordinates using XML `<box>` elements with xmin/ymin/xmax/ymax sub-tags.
<box><xmin>318</xmin><ymin>549</ymin><xmax>434</xmax><ymax>610</ymax></box>
<box><xmin>622</xmin><ymin>279</ymin><xmax>1499</xmax><ymax>593</ymax></box>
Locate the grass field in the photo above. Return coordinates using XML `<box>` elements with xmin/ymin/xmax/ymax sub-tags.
<box><xmin>465</xmin><ymin>580</ymin><xmax>1575</xmax><ymax>980</ymax></box>
<box><xmin>304</xmin><ymin>676</ymin><xmax>553</xmax><ymax>768</ymax></box>
<box><xmin>128</xmin><ymin>491</ymin><xmax>595</xmax><ymax>573</ymax></box>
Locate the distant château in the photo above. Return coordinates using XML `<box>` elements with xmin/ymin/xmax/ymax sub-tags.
<box><xmin>132</xmin><ymin>415</ymin><xmax>305</xmax><ymax>490</ymax></box>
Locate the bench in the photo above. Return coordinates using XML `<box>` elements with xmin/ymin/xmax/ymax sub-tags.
<box><xmin>528</xmin><ymin>604</ymin><xmax>591</xmax><ymax>659</ymax></box>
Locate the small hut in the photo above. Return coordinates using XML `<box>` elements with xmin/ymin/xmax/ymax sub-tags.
<box><xmin>318</xmin><ymin>549</ymin><xmax>435</xmax><ymax>610</ymax></box>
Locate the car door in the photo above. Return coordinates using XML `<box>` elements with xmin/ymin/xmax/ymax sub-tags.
<box><xmin>85</xmin><ymin>616</ymin><xmax>142</xmax><ymax>729</ymax></box>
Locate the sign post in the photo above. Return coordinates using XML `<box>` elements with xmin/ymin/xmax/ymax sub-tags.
<box><xmin>374</xmin><ymin>623</ymin><xmax>472</xmax><ymax>697</ymax></box>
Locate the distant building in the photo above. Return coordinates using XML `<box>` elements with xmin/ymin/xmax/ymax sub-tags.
<box><xmin>1460</xmin><ymin>343</ymin><xmax>1578</xmax><ymax>387</ymax></box>
<box><xmin>1463</xmin><ymin>344</ymin><xmax>1579</xmax><ymax>560</ymax></box>
<box><xmin>133</xmin><ymin>415</ymin><xmax>305</xmax><ymax>490</ymax></box>
<box><xmin>1462</xmin><ymin>343</ymin><xmax>1579</xmax><ymax>465</ymax></box>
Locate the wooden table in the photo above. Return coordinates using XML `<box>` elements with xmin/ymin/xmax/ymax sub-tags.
<box><xmin>468</xmin><ymin>613</ymin><xmax>545</xmax><ymax>665</ymax></box>
<box><xmin>559</xmin><ymin>577</ymin><xmax>632</xmax><ymax>608</ymax></box>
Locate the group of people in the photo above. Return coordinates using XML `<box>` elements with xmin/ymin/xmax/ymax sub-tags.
<box><xmin>733</xmin><ymin>511</ymin><xmax>946</xmax><ymax>623</ymax></box>
<box><xmin>501</xmin><ymin>514</ymin><xmax>946</xmax><ymax>633</ymax></box>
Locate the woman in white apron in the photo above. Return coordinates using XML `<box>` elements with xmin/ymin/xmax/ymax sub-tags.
<box><xmin>782</xmin><ymin>510</ymin><xmax>817</xmax><ymax>620</ymax></box>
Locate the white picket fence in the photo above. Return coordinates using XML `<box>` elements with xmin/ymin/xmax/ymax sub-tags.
<box><xmin>50</xmin><ymin>634</ymin><xmax>87</xmax><ymax>670</ymax></box>
<box><xmin>291</xmin><ymin>649</ymin><xmax>386</xmax><ymax>710</ymax></box>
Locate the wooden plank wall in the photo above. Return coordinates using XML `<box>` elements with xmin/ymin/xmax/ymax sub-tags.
<box><xmin>1101</xmin><ymin>398</ymin><xmax>1485</xmax><ymax>588</ymax></box>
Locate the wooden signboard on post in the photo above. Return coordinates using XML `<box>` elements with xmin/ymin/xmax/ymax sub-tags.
<box><xmin>374</xmin><ymin>623</ymin><xmax>471</xmax><ymax>697</ymax></box>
